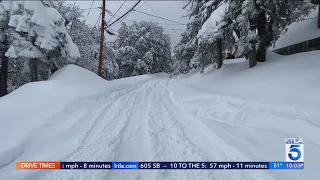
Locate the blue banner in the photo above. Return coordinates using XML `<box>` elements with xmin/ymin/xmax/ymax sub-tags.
<box><xmin>112</xmin><ymin>162</ymin><xmax>139</xmax><ymax>170</ymax></box>
<box><xmin>139</xmin><ymin>162</ymin><xmax>269</xmax><ymax>169</ymax></box>
<box><xmin>59</xmin><ymin>161</ymin><xmax>303</xmax><ymax>170</ymax></box>
<box><xmin>269</xmin><ymin>162</ymin><xmax>304</xmax><ymax>170</ymax></box>
<box><xmin>60</xmin><ymin>162</ymin><xmax>112</xmax><ymax>169</ymax></box>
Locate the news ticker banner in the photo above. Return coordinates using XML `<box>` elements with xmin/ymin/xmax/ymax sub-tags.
<box><xmin>16</xmin><ymin>162</ymin><xmax>304</xmax><ymax>170</ymax></box>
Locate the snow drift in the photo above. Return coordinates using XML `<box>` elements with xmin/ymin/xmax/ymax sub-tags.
<box><xmin>0</xmin><ymin>64</ymin><xmax>152</xmax><ymax>176</ymax></box>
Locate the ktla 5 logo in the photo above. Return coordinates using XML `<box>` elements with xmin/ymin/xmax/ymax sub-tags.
<box><xmin>285</xmin><ymin>138</ymin><xmax>304</xmax><ymax>162</ymax></box>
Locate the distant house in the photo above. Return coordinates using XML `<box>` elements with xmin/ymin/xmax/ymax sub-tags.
<box><xmin>271</xmin><ymin>7</ymin><xmax>320</xmax><ymax>55</ymax></box>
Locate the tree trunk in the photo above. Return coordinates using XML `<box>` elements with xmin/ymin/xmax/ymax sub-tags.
<box><xmin>50</xmin><ymin>61</ymin><xmax>58</xmax><ymax>74</ymax></box>
<box><xmin>216</xmin><ymin>38</ymin><xmax>223</xmax><ymax>69</ymax></box>
<box><xmin>0</xmin><ymin>57</ymin><xmax>8</xmax><ymax>97</ymax></box>
<box><xmin>249</xmin><ymin>43</ymin><xmax>257</xmax><ymax>68</ymax></box>
<box><xmin>0</xmin><ymin>34</ymin><xmax>8</xmax><ymax>97</ymax></box>
<box><xmin>257</xmin><ymin>41</ymin><xmax>267</xmax><ymax>62</ymax></box>
<box><xmin>256</xmin><ymin>11</ymin><xmax>267</xmax><ymax>62</ymax></box>
<box><xmin>30</xmin><ymin>58</ymin><xmax>38</xmax><ymax>82</ymax></box>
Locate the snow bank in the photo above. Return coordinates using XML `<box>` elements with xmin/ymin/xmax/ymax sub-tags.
<box><xmin>0</xmin><ymin>64</ymin><xmax>152</xmax><ymax>172</ymax></box>
<box><xmin>0</xmin><ymin>66</ymin><xmax>103</xmax><ymax>148</ymax></box>
<box><xmin>271</xmin><ymin>8</ymin><xmax>320</xmax><ymax>50</ymax></box>
<box><xmin>175</xmin><ymin>50</ymin><xmax>320</xmax><ymax>107</ymax></box>
<box><xmin>49</xmin><ymin>64</ymin><xmax>154</xmax><ymax>95</ymax></box>
<box><xmin>49</xmin><ymin>64</ymin><xmax>106</xmax><ymax>84</ymax></box>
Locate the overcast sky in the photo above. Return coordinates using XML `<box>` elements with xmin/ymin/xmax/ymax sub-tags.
<box><xmin>76</xmin><ymin>1</ymin><xmax>189</xmax><ymax>47</ymax></box>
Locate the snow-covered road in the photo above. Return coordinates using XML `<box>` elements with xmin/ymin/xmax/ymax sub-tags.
<box><xmin>1</xmin><ymin>75</ymin><xmax>318</xmax><ymax>180</ymax></box>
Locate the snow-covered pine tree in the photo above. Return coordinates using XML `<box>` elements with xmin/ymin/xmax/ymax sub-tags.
<box><xmin>51</xmin><ymin>1</ymin><xmax>119</xmax><ymax>79</ymax></box>
<box><xmin>48</xmin><ymin>0</ymin><xmax>84</xmax><ymax>28</ymax></box>
<box><xmin>103</xmin><ymin>42</ymin><xmax>119</xmax><ymax>80</ymax></box>
<box><xmin>114</xmin><ymin>21</ymin><xmax>171</xmax><ymax>78</ymax></box>
<box><xmin>195</xmin><ymin>1</ymin><xmax>229</xmax><ymax>70</ymax></box>
<box><xmin>228</xmin><ymin>0</ymin><xmax>259</xmax><ymax>67</ymax></box>
<box><xmin>0</xmin><ymin>1</ymin><xmax>10</xmax><ymax>96</ymax></box>
<box><xmin>174</xmin><ymin>0</ymin><xmax>314</xmax><ymax>72</ymax></box>
<box><xmin>69</xmin><ymin>20</ymin><xmax>99</xmax><ymax>73</ymax></box>
<box><xmin>115</xmin><ymin>45</ymin><xmax>138</xmax><ymax>78</ymax></box>
<box><xmin>172</xmin><ymin>0</ymin><xmax>224</xmax><ymax>75</ymax></box>
<box><xmin>50</xmin><ymin>1</ymin><xmax>97</xmax><ymax>72</ymax></box>
<box><xmin>3</xmin><ymin>1</ymin><xmax>80</xmax><ymax>83</ymax></box>
<box><xmin>172</xmin><ymin>25</ymin><xmax>198</xmax><ymax>75</ymax></box>
<box><xmin>224</xmin><ymin>0</ymin><xmax>315</xmax><ymax>63</ymax></box>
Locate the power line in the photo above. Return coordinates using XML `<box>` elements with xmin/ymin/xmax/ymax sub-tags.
<box><xmin>113</xmin><ymin>14</ymin><xmax>135</xmax><ymax>23</ymax></box>
<box><xmin>106</xmin><ymin>0</ymin><xmax>142</xmax><ymax>28</ymax></box>
<box><xmin>110</xmin><ymin>12</ymin><xmax>131</xmax><ymax>27</ymax></box>
<box><xmin>108</xmin><ymin>13</ymin><xmax>185</xmax><ymax>31</ymax></box>
<box><xmin>103</xmin><ymin>0</ymin><xmax>185</xmax><ymax>28</ymax></box>
<box><xmin>102</xmin><ymin>1</ymin><xmax>135</xmax><ymax>28</ymax></box>
<box><xmin>81</xmin><ymin>7</ymin><xmax>100</xmax><ymax>10</ymax></box>
<box><xmin>110</xmin><ymin>0</ymin><xmax>143</xmax><ymax>27</ymax></box>
<box><xmin>107</xmin><ymin>0</ymin><xmax>127</xmax><ymax>25</ymax></box>
<box><xmin>143</xmin><ymin>0</ymin><xmax>169</xmax><ymax>25</ymax></box>
<box><xmin>101</xmin><ymin>0</ymin><xmax>185</xmax><ymax>32</ymax></box>
<box><xmin>85</xmin><ymin>0</ymin><xmax>95</xmax><ymax>23</ymax></box>
<box><xmin>136</xmin><ymin>2</ymin><xmax>157</xmax><ymax>24</ymax></box>
<box><xmin>132</xmin><ymin>9</ymin><xmax>187</xmax><ymax>25</ymax></box>
<box><xmin>95</xmin><ymin>13</ymin><xmax>102</xmax><ymax>27</ymax></box>
<box><xmin>136</xmin><ymin>1</ymin><xmax>147</xmax><ymax>11</ymax></box>
<box><xmin>94</xmin><ymin>1</ymin><xmax>103</xmax><ymax>28</ymax></box>
<box><xmin>129</xmin><ymin>1</ymin><xmax>185</xmax><ymax>26</ymax></box>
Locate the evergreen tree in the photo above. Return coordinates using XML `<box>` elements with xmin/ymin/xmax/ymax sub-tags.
<box><xmin>51</xmin><ymin>0</ymin><xmax>119</xmax><ymax>80</ymax></box>
<box><xmin>194</xmin><ymin>1</ymin><xmax>229</xmax><ymax>70</ymax></box>
<box><xmin>103</xmin><ymin>42</ymin><xmax>119</xmax><ymax>80</ymax></box>
<box><xmin>173</xmin><ymin>0</ymin><xmax>315</xmax><ymax>74</ymax></box>
<box><xmin>0</xmin><ymin>1</ymin><xmax>80</xmax><ymax>94</ymax></box>
<box><xmin>49</xmin><ymin>0</ymin><xmax>84</xmax><ymax>28</ymax></box>
<box><xmin>172</xmin><ymin>0</ymin><xmax>223</xmax><ymax>74</ymax></box>
<box><xmin>6</xmin><ymin>1</ymin><xmax>80</xmax><ymax>80</ymax></box>
<box><xmin>114</xmin><ymin>21</ymin><xmax>171</xmax><ymax>78</ymax></box>
<box><xmin>224</xmin><ymin>0</ymin><xmax>315</xmax><ymax>63</ymax></box>
<box><xmin>0</xmin><ymin>1</ymin><xmax>10</xmax><ymax>96</ymax></box>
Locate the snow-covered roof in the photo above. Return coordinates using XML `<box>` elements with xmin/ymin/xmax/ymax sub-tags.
<box><xmin>271</xmin><ymin>8</ymin><xmax>320</xmax><ymax>50</ymax></box>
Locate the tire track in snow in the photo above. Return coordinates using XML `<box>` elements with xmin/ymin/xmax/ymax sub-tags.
<box><xmin>0</xmin><ymin>90</ymin><xmax>129</xmax><ymax>180</ymax></box>
<box><xmin>182</xmin><ymin>99</ymin><xmax>320</xmax><ymax>180</ymax></box>
<box><xmin>159</xmin><ymin>80</ymin><xmax>274</xmax><ymax>180</ymax></box>
<box><xmin>61</xmin><ymin>80</ymin><xmax>154</xmax><ymax>162</ymax></box>
<box><xmin>16</xmin><ymin>78</ymin><xmax>284</xmax><ymax>180</ymax></box>
<box><xmin>105</xmin><ymin>80</ymin><xmax>157</xmax><ymax>180</ymax></box>
<box><xmin>148</xmin><ymin>81</ymin><xmax>213</xmax><ymax>180</ymax></box>
<box><xmin>0</xmin><ymin>91</ymin><xmax>117</xmax><ymax>174</ymax></box>
<box><xmin>185</xmin><ymin>94</ymin><xmax>320</xmax><ymax>129</ymax></box>
<box><xmin>33</xmin><ymin>92</ymin><xmax>138</xmax><ymax>180</ymax></box>
<box><xmin>170</xmin><ymin>88</ymin><xmax>319</xmax><ymax>180</ymax></box>
<box><xmin>183</xmin><ymin>95</ymin><xmax>320</xmax><ymax>148</ymax></box>
<box><xmin>78</xmin><ymin>86</ymin><xmax>141</xmax><ymax>146</ymax></box>
<box><xmin>29</xmin><ymin>81</ymin><xmax>151</xmax><ymax>180</ymax></box>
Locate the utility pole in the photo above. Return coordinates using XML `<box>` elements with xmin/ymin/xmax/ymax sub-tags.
<box><xmin>98</xmin><ymin>0</ymin><xmax>106</xmax><ymax>77</ymax></box>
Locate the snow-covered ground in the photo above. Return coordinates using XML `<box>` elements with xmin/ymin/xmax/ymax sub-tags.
<box><xmin>0</xmin><ymin>50</ymin><xmax>319</xmax><ymax>180</ymax></box>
